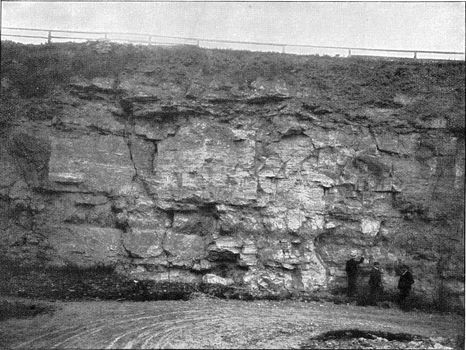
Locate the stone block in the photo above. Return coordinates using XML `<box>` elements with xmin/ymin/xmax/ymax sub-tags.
<box><xmin>48</xmin><ymin>133</ymin><xmax>135</xmax><ymax>193</ymax></box>
<box><xmin>202</xmin><ymin>273</ymin><xmax>234</xmax><ymax>286</ymax></box>
<box><xmin>375</xmin><ymin>132</ymin><xmax>420</xmax><ymax>156</ymax></box>
<box><xmin>242</xmin><ymin>268</ymin><xmax>296</xmax><ymax>291</ymax></box>
<box><xmin>149</xmin><ymin>119</ymin><xmax>257</xmax><ymax>206</ymax></box>
<box><xmin>164</xmin><ymin>231</ymin><xmax>208</xmax><ymax>268</ymax></box>
<box><xmin>129</xmin><ymin>137</ymin><xmax>156</xmax><ymax>176</ymax></box>
<box><xmin>0</xmin><ymin>142</ymin><xmax>24</xmax><ymax>190</ymax></box>
<box><xmin>208</xmin><ymin>236</ymin><xmax>243</xmax><ymax>259</ymax></box>
<box><xmin>47</xmin><ymin>225</ymin><xmax>123</xmax><ymax>267</ymax></box>
<box><xmin>192</xmin><ymin>259</ymin><xmax>212</xmax><ymax>271</ymax></box>
<box><xmin>59</xmin><ymin>102</ymin><xmax>126</xmax><ymax>135</ymax></box>
<box><xmin>360</xmin><ymin>218</ymin><xmax>381</xmax><ymax>236</ymax></box>
<box><xmin>122</xmin><ymin>228</ymin><xmax>165</xmax><ymax>259</ymax></box>
<box><xmin>172</xmin><ymin>211</ymin><xmax>218</xmax><ymax>236</ymax></box>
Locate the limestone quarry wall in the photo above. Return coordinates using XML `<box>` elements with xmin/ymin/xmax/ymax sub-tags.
<box><xmin>0</xmin><ymin>42</ymin><xmax>464</xmax><ymax>309</ymax></box>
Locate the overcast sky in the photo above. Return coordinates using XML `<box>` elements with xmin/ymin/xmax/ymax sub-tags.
<box><xmin>1</xmin><ymin>2</ymin><xmax>465</xmax><ymax>57</ymax></box>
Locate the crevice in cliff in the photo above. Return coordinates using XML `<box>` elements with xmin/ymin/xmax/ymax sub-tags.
<box><xmin>127</xmin><ymin>142</ymin><xmax>139</xmax><ymax>181</ymax></box>
<box><xmin>112</xmin><ymin>72</ymin><xmax>138</xmax><ymax>183</ymax></box>
<box><xmin>150</xmin><ymin>142</ymin><xmax>158</xmax><ymax>174</ymax></box>
<box><xmin>375</xmin><ymin>144</ymin><xmax>402</xmax><ymax>157</ymax></box>
<box><xmin>119</xmin><ymin>95</ymin><xmax>156</xmax><ymax>198</ymax></box>
<box><xmin>252</xmin><ymin>132</ymin><xmax>265</xmax><ymax>201</ymax></box>
<box><xmin>115</xmin><ymin>218</ymin><xmax>136</xmax><ymax>262</ymax></box>
<box><xmin>368</xmin><ymin>126</ymin><xmax>406</xmax><ymax>157</ymax></box>
<box><xmin>312</xmin><ymin>230</ymin><xmax>334</xmax><ymax>286</ymax></box>
<box><xmin>160</xmin><ymin>230</ymin><xmax>174</xmax><ymax>265</ymax></box>
<box><xmin>121</xmin><ymin>109</ymin><xmax>139</xmax><ymax>181</ymax></box>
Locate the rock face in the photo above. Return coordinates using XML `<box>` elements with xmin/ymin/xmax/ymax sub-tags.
<box><xmin>0</xmin><ymin>42</ymin><xmax>464</xmax><ymax>310</ymax></box>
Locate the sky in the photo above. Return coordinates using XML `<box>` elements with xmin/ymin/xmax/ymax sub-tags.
<box><xmin>1</xmin><ymin>2</ymin><xmax>465</xmax><ymax>59</ymax></box>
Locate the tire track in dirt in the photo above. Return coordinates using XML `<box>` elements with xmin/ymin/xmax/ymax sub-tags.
<box><xmin>51</xmin><ymin>309</ymin><xmax>216</xmax><ymax>349</ymax></box>
<box><xmin>14</xmin><ymin>312</ymin><xmax>148</xmax><ymax>348</ymax></box>
<box><xmin>3</xmin><ymin>298</ymin><xmax>462</xmax><ymax>349</ymax></box>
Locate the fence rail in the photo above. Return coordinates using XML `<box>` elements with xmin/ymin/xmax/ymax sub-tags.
<box><xmin>1</xmin><ymin>26</ymin><xmax>464</xmax><ymax>60</ymax></box>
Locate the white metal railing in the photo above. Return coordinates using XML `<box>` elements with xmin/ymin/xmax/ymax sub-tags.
<box><xmin>1</xmin><ymin>27</ymin><xmax>465</xmax><ymax>60</ymax></box>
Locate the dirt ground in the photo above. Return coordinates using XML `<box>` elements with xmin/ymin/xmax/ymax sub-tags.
<box><xmin>0</xmin><ymin>295</ymin><xmax>463</xmax><ymax>349</ymax></box>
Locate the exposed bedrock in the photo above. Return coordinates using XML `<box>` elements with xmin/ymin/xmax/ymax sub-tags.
<box><xmin>0</xmin><ymin>43</ymin><xmax>464</xmax><ymax>310</ymax></box>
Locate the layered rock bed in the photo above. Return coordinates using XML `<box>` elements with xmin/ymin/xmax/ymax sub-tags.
<box><xmin>0</xmin><ymin>41</ymin><xmax>464</xmax><ymax>310</ymax></box>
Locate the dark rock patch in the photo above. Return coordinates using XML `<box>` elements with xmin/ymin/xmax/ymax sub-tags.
<box><xmin>301</xmin><ymin>329</ymin><xmax>455</xmax><ymax>349</ymax></box>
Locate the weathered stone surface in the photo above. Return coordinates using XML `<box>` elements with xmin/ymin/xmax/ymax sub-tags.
<box><xmin>258</xmin><ymin>238</ymin><xmax>308</xmax><ymax>271</ymax></box>
<box><xmin>202</xmin><ymin>273</ymin><xmax>234</xmax><ymax>286</ymax></box>
<box><xmin>70</xmin><ymin>77</ymin><xmax>116</xmax><ymax>95</ymax></box>
<box><xmin>58</xmin><ymin>101</ymin><xmax>126</xmax><ymax>135</ymax></box>
<box><xmin>192</xmin><ymin>259</ymin><xmax>213</xmax><ymax>271</ymax></box>
<box><xmin>7</xmin><ymin>128</ymin><xmax>51</xmax><ymax>188</ymax></box>
<box><xmin>48</xmin><ymin>133</ymin><xmax>135</xmax><ymax>193</ymax></box>
<box><xmin>128</xmin><ymin>136</ymin><xmax>156</xmax><ymax>177</ymax></box>
<box><xmin>34</xmin><ymin>192</ymin><xmax>115</xmax><ymax>228</ymax></box>
<box><xmin>207</xmin><ymin>236</ymin><xmax>243</xmax><ymax>261</ymax></box>
<box><xmin>172</xmin><ymin>211</ymin><xmax>218</xmax><ymax>236</ymax></box>
<box><xmin>128</xmin><ymin>268</ymin><xmax>201</xmax><ymax>284</ymax></box>
<box><xmin>46</xmin><ymin>225</ymin><xmax>124</xmax><ymax>267</ymax></box>
<box><xmin>360</xmin><ymin>218</ymin><xmax>381</xmax><ymax>237</ymax></box>
<box><xmin>247</xmin><ymin>78</ymin><xmax>292</xmax><ymax>104</ymax></box>
<box><xmin>163</xmin><ymin>232</ymin><xmax>209</xmax><ymax>268</ymax></box>
<box><xmin>299</xmin><ymin>240</ymin><xmax>327</xmax><ymax>289</ymax></box>
<box><xmin>0</xmin><ymin>141</ymin><xmax>20</xmax><ymax>193</ymax></box>
<box><xmin>374</xmin><ymin>132</ymin><xmax>420</xmax><ymax>156</ymax></box>
<box><xmin>1</xmin><ymin>45</ymin><xmax>463</xmax><ymax>310</ymax></box>
<box><xmin>119</xmin><ymin>77</ymin><xmax>186</xmax><ymax>101</ymax></box>
<box><xmin>216</xmin><ymin>206</ymin><xmax>264</xmax><ymax>235</ymax></box>
<box><xmin>122</xmin><ymin>228</ymin><xmax>165</xmax><ymax>260</ymax></box>
<box><xmin>243</xmin><ymin>268</ymin><xmax>296</xmax><ymax>291</ymax></box>
<box><xmin>150</xmin><ymin>119</ymin><xmax>257</xmax><ymax>207</ymax></box>
<box><xmin>239</xmin><ymin>240</ymin><xmax>258</xmax><ymax>267</ymax></box>
<box><xmin>134</xmin><ymin>119</ymin><xmax>178</xmax><ymax>141</ymax></box>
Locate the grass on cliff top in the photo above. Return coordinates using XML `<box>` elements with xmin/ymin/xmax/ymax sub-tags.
<box><xmin>1</xmin><ymin>40</ymin><xmax>464</xmax><ymax>108</ymax></box>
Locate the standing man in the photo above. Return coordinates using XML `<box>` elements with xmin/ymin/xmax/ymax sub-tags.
<box><xmin>368</xmin><ymin>261</ymin><xmax>383</xmax><ymax>305</ymax></box>
<box><xmin>398</xmin><ymin>264</ymin><xmax>414</xmax><ymax>310</ymax></box>
<box><xmin>345</xmin><ymin>250</ymin><xmax>364</xmax><ymax>298</ymax></box>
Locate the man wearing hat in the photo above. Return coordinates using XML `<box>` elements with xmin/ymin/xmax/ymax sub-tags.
<box><xmin>345</xmin><ymin>250</ymin><xmax>364</xmax><ymax>297</ymax></box>
<box><xmin>398</xmin><ymin>264</ymin><xmax>414</xmax><ymax>310</ymax></box>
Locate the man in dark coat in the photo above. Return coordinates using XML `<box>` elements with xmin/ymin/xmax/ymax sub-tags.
<box><xmin>345</xmin><ymin>250</ymin><xmax>364</xmax><ymax>297</ymax></box>
<box><xmin>398</xmin><ymin>264</ymin><xmax>414</xmax><ymax>310</ymax></box>
<box><xmin>368</xmin><ymin>261</ymin><xmax>383</xmax><ymax>305</ymax></box>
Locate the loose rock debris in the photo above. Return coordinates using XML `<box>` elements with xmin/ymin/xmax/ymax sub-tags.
<box><xmin>300</xmin><ymin>329</ymin><xmax>456</xmax><ymax>349</ymax></box>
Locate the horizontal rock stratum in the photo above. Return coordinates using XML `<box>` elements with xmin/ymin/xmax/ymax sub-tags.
<box><xmin>0</xmin><ymin>41</ymin><xmax>464</xmax><ymax>310</ymax></box>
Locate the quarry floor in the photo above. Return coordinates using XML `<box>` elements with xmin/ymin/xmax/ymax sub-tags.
<box><xmin>0</xmin><ymin>295</ymin><xmax>463</xmax><ymax>349</ymax></box>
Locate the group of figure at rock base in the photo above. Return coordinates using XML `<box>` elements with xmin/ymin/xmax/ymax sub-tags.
<box><xmin>345</xmin><ymin>250</ymin><xmax>414</xmax><ymax>310</ymax></box>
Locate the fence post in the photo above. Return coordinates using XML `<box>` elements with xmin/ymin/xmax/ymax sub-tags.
<box><xmin>414</xmin><ymin>51</ymin><xmax>417</xmax><ymax>59</ymax></box>
<box><xmin>348</xmin><ymin>49</ymin><xmax>352</xmax><ymax>57</ymax></box>
<box><xmin>47</xmin><ymin>30</ymin><xmax>52</xmax><ymax>44</ymax></box>
<box><xmin>104</xmin><ymin>33</ymin><xmax>108</xmax><ymax>40</ymax></box>
<box><xmin>196</xmin><ymin>39</ymin><xmax>200</xmax><ymax>47</ymax></box>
